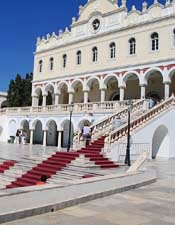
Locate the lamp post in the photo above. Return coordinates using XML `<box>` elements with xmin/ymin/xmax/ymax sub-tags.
<box><xmin>67</xmin><ymin>103</ymin><xmax>73</xmax><ymax>152</ymax></box>
<box><xmin>125</xmin><ymin>101</ymin><xmax>133</xmax><ymax>166</ymax></box>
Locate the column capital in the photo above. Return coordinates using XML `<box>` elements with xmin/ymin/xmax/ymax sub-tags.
<box><xmin>163</xmin><ymin>81</ymin><xmax>171</xmax><ymax>85</ymax></box>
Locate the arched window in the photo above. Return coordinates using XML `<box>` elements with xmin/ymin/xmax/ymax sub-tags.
<box><xmin>77</xmin><ymin>51</ymin><xmax>81</xmax><ymax>65</ymax></box>
<box><xmin>173</xmin><ymin>28</ymin><xmax>175</xmax><ymax>47</ymax></box>
<box><xmin>63</xmin><ymin>54</ymin><xmax>67</xmax><ymax>68</ymax></box>
<box><xmin>49</xmin><ymin>57</ymin><xmax>54</xmax><ymax>71</ymax></box>
<box><xmin>92</xmin><ymin>47</ymin><xmax>98</xmax><ymax>62</ymax></box>
<box><xmin>39</xmin><ymin>60</ymin><xmax>43</xmax><ymax>73</ymax></box>
<box><xmin>151</xmin><ymin>32</ymin><xmax>159</xmax><ymax>51</ymax></box>
<box><xmin>110</xmin><ymin>42</ymin><xmax>116</xmax><ymax>59</ymax></box>
<box><xmin>129</xmin><ymin>38</ymin><xmax>136</xmax><ymax>55</ymax></box>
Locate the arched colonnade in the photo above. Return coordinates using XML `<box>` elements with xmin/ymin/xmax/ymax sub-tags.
<box><xmin>8</xmin><ymin>118</ymin><xmax>92</xmax><ymax>148</ymax></box>
<box><xmin>32</xmin><ymin>67</ymin><xmax>175</xmax><ymax>106</ymax></box>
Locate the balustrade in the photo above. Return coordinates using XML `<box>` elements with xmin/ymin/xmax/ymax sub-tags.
<box><xmin>105</xmin><ymin>96</ymin><xmax>175</xmax><ymax>149</ymax></box>
<box><xmin>1</xmin><ymin>100</ymin><xmax>141</xmax><ymax>115</ymax></box>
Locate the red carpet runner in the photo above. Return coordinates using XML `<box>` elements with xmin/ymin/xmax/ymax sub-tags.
<box><xmin>0</xmin><ymin>160</ymin><xmax>16</xmax><ymax>173</ymax></box>
<box><xmin>6</xmin><ymin>137</ymin><xmax>119</xmax><ymax>189</ymax></box>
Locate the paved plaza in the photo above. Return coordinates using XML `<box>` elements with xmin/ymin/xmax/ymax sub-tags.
<box><xmin>0</xmin><ymin>159</ymin><xmax>174</xmax><ymax>225</ymax></box>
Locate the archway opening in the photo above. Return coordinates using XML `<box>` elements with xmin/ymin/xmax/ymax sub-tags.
<box><xmin>21</xmin><ymin>120</ymin><xmax>30</xmax><ymax>143</ymax></box>
<box><xmin>62</xmin><ymin>120</ymin><xmax>74</xmax><ymax>148</ymax></box>
<box><xmin>72</xmin><ymin>81</ymin><xmax>83</xmax><ymax>103</ymax></box>
<box><xmin>33</xmin><ymin>121</ymin><xmax>43</xmax><ymax>145</ymax></box>
<box><xmin>88</xmin><ymin>79</ymin><xmax>100</xmax><ymax>102</ymax></box>
<box><xmin>152</xmin><ymin>125</ymin><xmax>169</xmax><ymax>159</ymax></box>
<box><xmin>46</xmin><ymin>120</ymin><xmax>58</xmax><ymax>147</ymax></box>
<box><xmin>170</xmin><ymin>70</ymin><xmax>175</xmax><ymax>96</ymax></box>
<box><xmin>146</xmin><ymin>71</ymin><xmax>164</xmax><ymax>102</ymax></box>
<box><xmin>35</xmin><ymin>88</ymin><xmax>43</xmax><ymax>106</ymax></box>
<box><xmin>124</xmin><ymin>74</ymin><xmax>140</xmax><ymax>100</ymax></box>
<box><xmin>8</xmin><ymin>120</ymin><xmax>17</xmax><ymax>139</ymax></box>
<box><xmin>59</xmin><ymin>84</ymin><xmax>69</xmax><ymax>104</ymax></box>
<box><xmin>105</xmin><ymin>77</ymin><xmax>119</xmax><ymax>101</ymax></box>
<box><xmin>45</xmin><ymin>85</ymin><xmax>54</xmax><ymax>105</ymax></box>
<box><xmin>78</xmin><ymin>120</ymin><xmax>92</xmax><ymax>133</ymax></box>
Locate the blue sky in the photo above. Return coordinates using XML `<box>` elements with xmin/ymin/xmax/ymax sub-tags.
<box><xmin>0</xmin><ymin>0</ymin><xmax>166</xmax><ymax>91</ymax></box>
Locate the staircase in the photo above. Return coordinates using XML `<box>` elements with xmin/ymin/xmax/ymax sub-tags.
<box><xmin>104</xmin><ymin>96</ymin><xmax>175</xmax><ymax>150</ymax></box>
<box><xmin>5</xmin><ymin>136</ymin><xmax>119</xmax><ymax>189</ymax></box>
<box><xmin>0</xmin><ymin>160</ymin><xmax>16</xmax><ymax>173</ymax></box>
<box><xmin>73</xmin><ymin>99</ymin><xmax>148</xmax><ymax>149</ymax></box>
<box><xmin>77</xmin><ymin>137</ymin><xmax>118</xmax><ymax>168</ymax></box>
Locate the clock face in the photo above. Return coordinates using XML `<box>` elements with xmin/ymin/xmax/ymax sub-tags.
<box><xmin>92</xmin><ymin>19</ymin><xmax>100</xmax><ymax>31</ymax></box>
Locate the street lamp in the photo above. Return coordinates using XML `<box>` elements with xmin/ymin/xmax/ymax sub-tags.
<box><xmin>67</xmin><ymin>103</ymin><xmax>74</xmax><ymax>152</ymax></box>
<box><xmin>125</xmin><ymin>100</ymin><xmax>133</xmax><ymax>166</ymax></box>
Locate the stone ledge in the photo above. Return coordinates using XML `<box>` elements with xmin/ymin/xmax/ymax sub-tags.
<box><xmin>0</xmin><ymin>169</ymin><xmax>156</xmax><ymax>223</ymax></box>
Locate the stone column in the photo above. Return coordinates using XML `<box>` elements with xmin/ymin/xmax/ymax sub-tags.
<box><xmin>57</xmin><ymin>131</ymin><xmax>62</xmax><ymax>150</ymax></box>
<box><xmin>69</xmin><ymin>92</ymin><xmax>74</xmax><ymax>104</ymax></box>
<box><xmin>30</xmin><ymin>130</ymin><xmax>34</xmax><ymax>144</ymax></box>
<box><xmin>32</xmin><ymin>96</ymin><xmax>38</xmax><ymax>107</ymax></box>
<box><xmin>164</xmin><ymin>82</ymin><xmax>170</xmax><ymax>100</ymax></box>
<box><xmin>119</xmin><ymin>87</ymin><xmax>125</xmax><ymax>101</ymax></box>
<box><xmin>42</xmin><ymin>95</ymin><xmax>47</xmax><ymax>107</ymax></box>
<box><xmin>43</xmin><ymin>130</ymin><xmax>47</xmax><ymax>147</ymax></box>
<box><xmin>100</xmin><ymin>89</ymin><xmax>106</xmax><ymax>102</ymax></box>
<box><xmin>140</xmin><ymin>85</ymin><xmax>146</xmax><ymax>99</ymax></box>
<box><xmin>84</xmin><ymin>91</ymin><xmax>89</xmax><ymax>104</ymax></box>
<box><xmin>52</xmin><ymin>94</ymin><xmax>55</xmax><ymax>105</ymax></box>
<box><xmin>55</xmin><ymin>94</ymin><xmax>60</xmax><ymax>106</ymax></box>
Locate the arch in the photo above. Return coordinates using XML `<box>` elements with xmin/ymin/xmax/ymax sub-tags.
<box><xmin>33</xmin><ymin>120</ymin><xmax>43</xmax><ymax>145</ymax></box>
<box><xmin>44</xmin><ymin>83</ymin><xmax>55</xmax><ymax>105</ymax></box>
<box><xmin>123</xmin><ymin>71</ymin><xmax>140</xmax><ymax>84</ymax></box>
<box><xmin>87</xmin><ymin>77</ymin><xmax>100</xmax><ymax>102</ymax></box>
<box><xmin>152</xmin><ymin>125</ymin><xmax>169</xmax><ymax>159</ymax></box>
<box><xmin>20</xmin><ymin>120</ymin><xmax>30</xmax><ymax>143</ymax></box>
<box><xmin>58</xmin><ymin>82</ymin><xmax>69</xmax><ymax>104</ymax></box>
<box><xmin>145</xmin><ymin>69</ymin><xmax>164</xmax><ymax>101</ymax></box>
<box><xmin>103</xmin><ymin>74</ymin><xmax>119</xmax><ymax>101</ymax></box>
<box><xmin>57</xmin><ymin>81</ymin><xmax>69</xmax><ymax>92</ymax></box>
<box><xmin>124</xmin><ymin>73</ymin><xmax>140</xmax><ymax>100</ymax></box>
<box><xmin>46</xmin><ymin>120</ymin><xmax>58</xmax><ymax>147</ymax></box>
<box><xmin>169</xmin><ymin>68</ymin><xmax>175</xmax><ymax>96</ymax></box>
<box><xmin>61</xmin><ymin>119</ymin><xmax>74</xmax><ymax>148</ymax></box>
<box><xmin>33</xmin><ymin>86</ymin><xmax>43</xmax><ymax>96</ymax></box>
<box><xmin>103</xmin><ymin>74</ymin><xmax>119</xmax><ymax>86</ymax></box>
<box><xmin>8</xmin><ymin>120</ymin><xmax>17</xmax><ymax>138</ymax></box>
<box><xmin>78</xmin><ymin>119</ymin><xmax>92</xmax><ymax>131</ymax></box>
<box><xmin>71</xmin><ymin>79</ymin><xmax>84</xmax><ymax>103</ymax></box>
<box><xmin>144</xmin><ymin>68</ymin><xmax>163</xmax><ymax>82</ymax></box>
<box><xmin>31</xmin><ymin>119</ymin><xmax>43</xmax><ymax>130</ymax></box>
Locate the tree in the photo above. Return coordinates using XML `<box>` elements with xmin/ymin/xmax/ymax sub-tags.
<box><xmin>7</xmin><ymin>73</ymin><xmax>33</xmax><ymax>107</ymax></box>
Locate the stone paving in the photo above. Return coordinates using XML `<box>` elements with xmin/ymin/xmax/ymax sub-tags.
<box><xmin>1</xmin><ymin>159</ymin><xmax>175</xmax><ymax>225</ymax></box>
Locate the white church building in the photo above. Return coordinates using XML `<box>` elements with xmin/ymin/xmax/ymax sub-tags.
<box><xmin>0</xmin><ymin>0</ymin><xmax>175</xmax><ymax>159</ymax></box>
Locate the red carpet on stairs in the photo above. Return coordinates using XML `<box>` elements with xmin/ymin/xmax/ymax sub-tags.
<box><xmin>0</xmin><ymin>160</ymin><xmax>16</xmax><ymax>173</ymax></box>
<box><xmin>78</xmin><ymin>137</ymin><xmax>119</xmax><ymax>169</ymax></box>
<box><xmin>6</xmin><ymin>152</ymin><xmax>79</xmax><ymax>189</ymax></box>
<box><xmin>6</xmin><ymin>137</ymin><xmax>119</xmax><ymax>189</ymax></box>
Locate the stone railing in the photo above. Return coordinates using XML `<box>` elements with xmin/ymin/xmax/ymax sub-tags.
<box><xmin>0</xmin><ymin>100</ymin><xmax>139</xmax><ymax>115</ymax></box>
<box><xmin>104</xmin><ymin>96</ymin><xmax>175</xmax><ymax>148</ymax></box>
<box><xmin>90</xmin><ymin>99</ymin><xmax>148</xmax><ymax>140</ymax></box>
<box><xmin>73</xmin><ymin>99</ymin><xmax>149</xmax><ymax>149</ymax></box>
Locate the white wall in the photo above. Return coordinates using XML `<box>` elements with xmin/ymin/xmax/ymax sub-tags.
<box><xmin>109</xmin><ymin>108</ymin><xmax>175</xmax><ymax>160</ymax></box>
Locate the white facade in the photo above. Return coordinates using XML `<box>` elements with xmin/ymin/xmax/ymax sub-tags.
<box><xmin>0</xmin><ymin>0</ymin><xmax>175</xmax><ymax>159</ymax></box>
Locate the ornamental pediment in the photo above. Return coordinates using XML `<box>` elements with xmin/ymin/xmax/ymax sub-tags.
<box><xmin>75</xmin><ymin>0</ymin><xmax>119</xmax><ymax>25</ymax></box>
